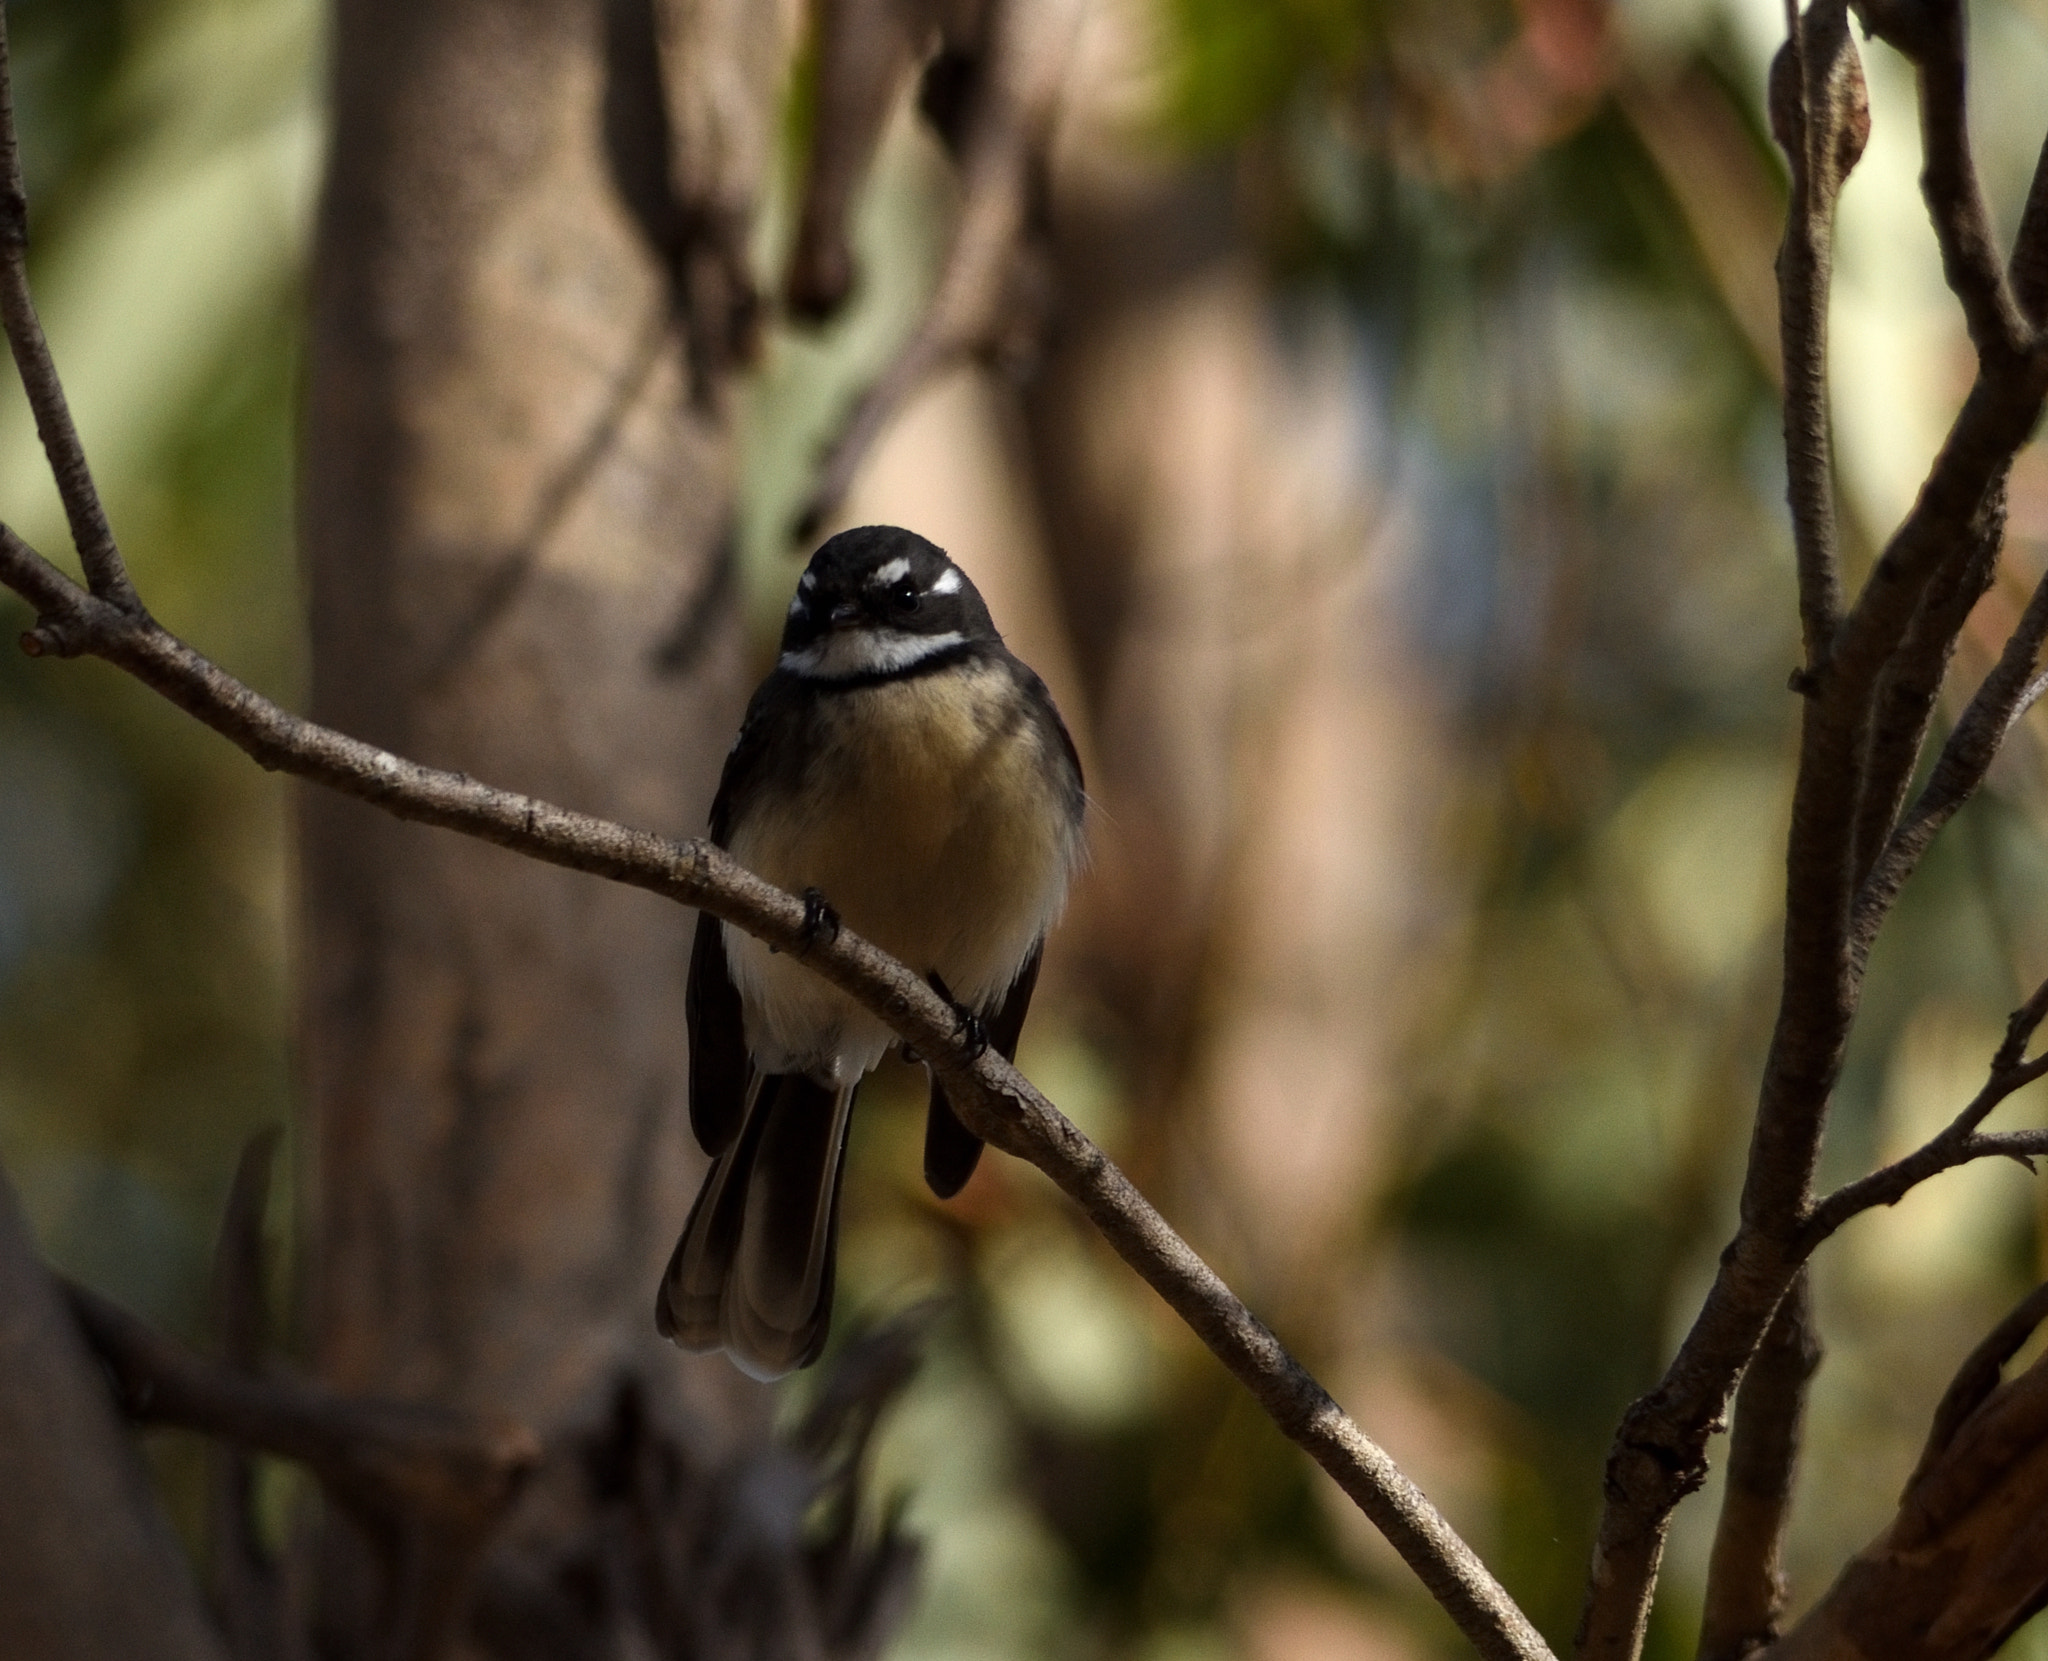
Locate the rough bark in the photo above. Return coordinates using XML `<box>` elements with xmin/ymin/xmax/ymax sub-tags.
<box><xmin>299</xmin><ymin>0</ymin><xmax>777</xmax><ymax>1646</ymax></box>
<box><xmin>0</xmin><ymin>1166</ymin><xmax>232</xmax><ymax>1661</ymax></box>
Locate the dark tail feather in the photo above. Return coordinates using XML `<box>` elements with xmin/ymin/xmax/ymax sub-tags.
<box><xmin>658</xmin><ymin>1072</ymin><xmax>857</xmax><ymax>1380</ymax></box>
<box><xmin>923</xmin><ymin>1094</ymin><xmax>984</xmax><ymax>1200</ymax></box>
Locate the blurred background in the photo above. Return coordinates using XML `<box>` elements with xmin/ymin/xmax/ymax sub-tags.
<box><xmin>3</xmin><ymin>0</ymin><xmax>2048</xmax><ymax>1656</ymax></box>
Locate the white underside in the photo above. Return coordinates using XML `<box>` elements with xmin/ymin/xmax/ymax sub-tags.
<box><xmin>724</xmin><ymin>661</ymin><xmax>1080</xmax><ymax>1084</ymax></box>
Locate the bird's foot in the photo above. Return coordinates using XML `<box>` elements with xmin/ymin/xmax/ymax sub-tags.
<box><xmin>798</xmin><ymin>886</ymin><xmax>841</xmax><ymax>954</ymax></box>
<box><xmin>926</xmin><ymin>972</ymin><xmax>988</xmax><ymax>1060</ymax></box>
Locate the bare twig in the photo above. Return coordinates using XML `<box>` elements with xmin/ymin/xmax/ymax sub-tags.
<box><xmin>1769</xmin><ymin>0</ymin><xmax>1864</xmax><ymax>664</ymax></box>
<box><xmin>1577</xmin><ymin>3</ymin><xmax>2048</xmax><ymax>1652</ymax></box>
<box><xmin>1848</xmin><ymin>495</ymin><xmax>2001</xmax><ymax>892</ymax></box>
<box><xmin>1803</xmin><ymin>978</ymin><xmax>2048</xmax><ymax>1245</ymax></box>
<box><xmin>1859</xmin><ymin>0</ymin><xmax>2030</xmax><ymax>362</ymax></box>
<box><xmin>0</xmin><ymin>156</ymin><xmax>1549</xmax><ymax>1640</ymax></box>
<box><xmin>67</xmin><ymin>1278</ymin><xmax>540</xmax><ymax>1661</ymax></box>
<box><xmin>792</xmin><ymin>0</ymin><xmax>1073</xmax><ymax>541</ymax></box>
<box><xmin>0</xmin><ymin>9</ymin><xmax>137</xmax><ymax>614</ymax></box>
<box><xmin>1700</xmin><ymin>1271</ymin><xmax>1822</xmax><ymax>1661</ymax></box>
<box><xmin>1575</xmin><ymin>16</ymin><xmax>1872</xmax><ymax>1657</ymax></box>
<box><xmin>0</xmin><ymin>522</ymin><xmax>1553</xmax><ymax>1661</ymax></box>
<box><xmin>0</xmin><ymin>5</ymin><xmax>1562</xmax><ymax>1655</ymax></box>
<box><xmin>1855</xmin><ymin>550</ymin><xmax>2048</xmax><ymax>946</ymax></box>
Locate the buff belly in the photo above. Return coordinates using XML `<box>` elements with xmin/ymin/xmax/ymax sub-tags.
<box><xmin>723</xmin><ymin>662</ymin><xmax>1079</xmax><ymax>1083</ymax></box>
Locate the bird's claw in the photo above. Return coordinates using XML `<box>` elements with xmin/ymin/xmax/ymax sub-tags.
<box><xmin>798</xmin><ymin>886</ymin><xmax>841</xmax><ymax>954</ymax></box>
<box><xmin>926</xmin><ymin>972</ymin><xmax>988</xmax><ymax>1060</ymax></box>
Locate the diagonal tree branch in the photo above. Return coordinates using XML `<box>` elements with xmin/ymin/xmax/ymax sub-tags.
<box><xmin>70</xmin><ymin>1278</ymin><xmax>541</xmax><ymax>1551</ymax></box>
<box><xmin>1854</xmin><ymin>554</ymin><xmax>2048</xmax><ymax>948</ymax></box>
<box><xmin>0</xmin><ymin>75</ymin><xmax>1548</xmax><ymax>1638</ymax></box>
<box><xmin>1700</xmin><ymin>1270</ymin><xmax>1823</xmax><ymax>1661</ymax></box>
<box><xmin>1847</xmin><ymin>491</ymin><xmax>2002</xmax><ymax>894</ymax></box>
<box><xmin>0</xmin><ymin>516</ymin><xmax>1556</xmax><ymax>1661</ymax></box>
<box><xmin>0</xmin><ymin>8</ymin><xmax>136</xmax><ymax>615</ymax></box>
<box><xmin>67</xmin><ymin>1276</ymin><xmax>540</xmax><ymax>1661</ymax></box>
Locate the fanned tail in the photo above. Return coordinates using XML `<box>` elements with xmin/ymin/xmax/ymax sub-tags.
<box><xmin>658</xmin><ymin>1072</ymin><xmax>858</xmax><ymax>1380</ymax></box>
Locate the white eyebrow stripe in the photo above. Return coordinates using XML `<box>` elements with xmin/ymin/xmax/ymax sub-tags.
<box><xmin>931</xmin><ymin>566</ymin><xmax>963</xmax><ymax>595</ymax></box>
<box><xmin>786</xmin><ymin>594</ymin><xmax>806</xmax><ymax>618</ymax></box>
<box><xmin>779</xmin><ymin>628</ymin><xmax>966</xmax><ymax>680</ymax></box>
<box><xmin>867</xmin><ymin>556</ymin><xmax>912</xmax><ymax>586</ymax></box>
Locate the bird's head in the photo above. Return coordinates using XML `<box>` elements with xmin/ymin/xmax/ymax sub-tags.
<box><xmin>778</xmin><ymin>526</ymin><xmax>997</xmax><ymax>681</ymax></box>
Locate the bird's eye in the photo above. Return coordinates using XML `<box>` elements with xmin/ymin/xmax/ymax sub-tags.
<box><xmin>889</xmin><ymin>579</ymin><xmax>921</xmax><ymax>614</ymax></box>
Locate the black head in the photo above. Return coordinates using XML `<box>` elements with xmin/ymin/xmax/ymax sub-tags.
<box><xmin>778</xmin><ymin>526</ymin><xmax>998</xmax><ymax>681</ymax></box>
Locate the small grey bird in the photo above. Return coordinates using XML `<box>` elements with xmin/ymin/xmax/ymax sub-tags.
<box><xmin>657</xmin><ymin>525</ymin><xmax>1085</xmax><ymax>1379</ymax></box>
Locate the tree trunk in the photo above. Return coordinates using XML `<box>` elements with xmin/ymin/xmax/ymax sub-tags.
<box><xmin>299</xmin><ymin>0</ymin><xmax>778</xmax><ymax>1646</ymax></box>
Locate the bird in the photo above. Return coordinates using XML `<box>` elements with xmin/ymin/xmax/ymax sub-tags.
<box><xmin>657</xmin><ymin>524</ymin><xmax>1085</xmax><ymax>1380</ymax></box>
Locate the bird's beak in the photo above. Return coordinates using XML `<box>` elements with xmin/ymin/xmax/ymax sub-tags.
<box><xmin>827</xmin><ymin>601</ymin><xmax>860</xmax><ymax>628</ymax></box>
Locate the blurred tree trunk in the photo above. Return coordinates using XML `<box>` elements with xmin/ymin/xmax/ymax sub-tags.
<box><xmin>299</xmin><ymin>0</ymin><xmax>780</xmax><ymax>1646</ymax></box>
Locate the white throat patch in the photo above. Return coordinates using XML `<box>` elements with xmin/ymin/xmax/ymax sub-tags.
<box><xmin>780</xmin><ymin>627</ymin><xmax>967</xmax><ymax>680</ymax></box>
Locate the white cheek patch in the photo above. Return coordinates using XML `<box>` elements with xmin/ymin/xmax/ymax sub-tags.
<box><xmin>867</xmin><ymin>556</ymin><xmax>912</xmax><ymax>587</ymax></box>
<box><xmin>931</xmin><ymin>566</ymin><xmax>963</xmax><ymax>596</ymax></box>
<box><xmin>780</xmin><ymin>628</ymin><xmax>967</xmax><ymax>680</ymax></box>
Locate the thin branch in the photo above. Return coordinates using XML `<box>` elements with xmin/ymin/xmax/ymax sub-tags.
<box><xmin>67</xmin><ymin>1277</ymin><xmax>539</xmax><ymax>1661</ymax></box>
<box><xmin>1859</xmin><ymin>0</ymin><xmax>2030</xmax><ymax>362</ymax></box>
<box><xmin>1854</xmin><ymin>543</ymin><xmax>2048</xmax><ymax>944</ymax></box>
<box><xmin>1803</xmin><ymin>977</ymin><xmax>2048</xmax><ymax>1246</ymax></box>
<box><xmin>1769</xmin><ymin>0</ymin><xmax>1863</xmax><ymax>664</ymax></box>
<box><xmin>1577</xmin><ymin>1</ymin><xmax>2048</xmax><ymax>1650</ymax></box>
<box><xmin>68</xmin><ymin>1277</ymin><xmax>539</xmax><ymax>1543</ymax></box>
<box><xmin>1847</xmin><ymin>494</ymin><xmax>2001</xmax><ymax>893</ymax></box>
<box><xmin>0</xmin><ymin>2</ymin><xmax>1554</xmax><ymax>1650</ymax></box>
<box><xmin>1700</xmin><ymin>1271</ymin><xmax>1822</xmax><ymax>1661</ymax></box>
<box><xmin>0</xmin><ymin>530</ymin><xmax>1554</xmax><ymax>1660</ymax></box>
<box><xmin>792</xmin><ymin>0</ymin><xmax>1073</xmax><ymax>541</ymax></box>
<box><xmin>1576</xmin><ymin>16</ymin><xmax>1872</xmax><ymax>1659</ymax></box>
<box><xmin>0</xmin><ymin>9</ymin><xmax>137</xmax><ymax>614</ymax></box>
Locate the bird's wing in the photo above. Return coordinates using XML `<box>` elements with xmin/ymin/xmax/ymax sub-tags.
<box><xmin>686</xmin><ymin>909</ymin><xmax>750</xmax><ymax>1156</ymax></box>
<box><xmin>923</xmin><ymin>941</ymin><xmax>1043</xmax><ymax>1199</ymax></box>
<box><xmin>688</xmin><ymin>680</ymin><xmax>797</xmax><ymax>1155</ymax></box>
